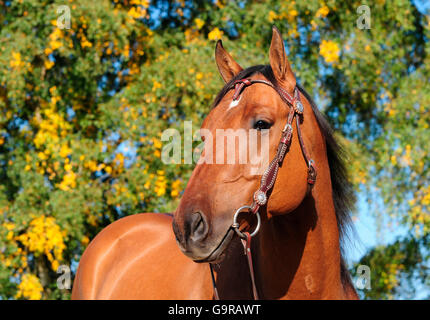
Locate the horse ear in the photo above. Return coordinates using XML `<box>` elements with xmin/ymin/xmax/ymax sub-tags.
<box><xmin>269</xmin><ymin>26</ymin><xmax>296</xmax><ymax>92</ymax></box>
<box><xmin>215</xmin><ymin>40</ymin><xmax>243</xmax><ymax>83</ymax></box>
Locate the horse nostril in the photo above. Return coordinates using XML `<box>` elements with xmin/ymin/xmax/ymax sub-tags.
<box><xmin>172</xmin><ymin>219</ymin><xmax>184</xmax><ymax>246</ymax></box>
<box><xmin>189</xmin><ymin>212</ymin><xmax>208</xmax><ymax>242</ymax></box>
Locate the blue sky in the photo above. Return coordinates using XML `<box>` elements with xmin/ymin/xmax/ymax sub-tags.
<box><xmin>349</xmin><ymin>193</ymin><xmax>409</xmax><ymax>262</ymax></box>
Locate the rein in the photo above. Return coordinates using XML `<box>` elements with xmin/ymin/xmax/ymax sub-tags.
<box><xmin>209</xmin><ymin>78</ymin><xmax>317</xmax><ymax>300</ymax></box>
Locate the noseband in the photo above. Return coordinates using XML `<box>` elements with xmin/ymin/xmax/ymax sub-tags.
<box><xmin>209</xmin><ymin>78</ymin><xmax>317</xmax><ymax>300</ymax></box>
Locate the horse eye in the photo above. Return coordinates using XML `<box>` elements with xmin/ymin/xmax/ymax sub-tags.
<box><xmin>253</xmin><ymin>120</ymin><xmax>272</xmax><ymax>131</ymax></box>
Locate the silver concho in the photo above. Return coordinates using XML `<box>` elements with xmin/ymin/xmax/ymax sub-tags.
<box><xmin>254</xmin><ymin>190</ymin><xmax>267</xmax><ymax>206</ymax></box>
<box><xmin>294</xmin><ymin>100</ymin><xmax>304</xmax><ymax>114</ymax></box>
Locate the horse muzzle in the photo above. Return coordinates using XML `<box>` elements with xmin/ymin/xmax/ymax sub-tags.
<box><xmin>172</xmin><ymin>211</ymin><xmax>235</xmax><ymax>263</ymax></box>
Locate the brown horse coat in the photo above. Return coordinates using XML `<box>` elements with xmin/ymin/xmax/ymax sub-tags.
<box><xmin>72</xmin><ymin>27</ymin><xmax>358</xmax><ymax>300</ymax></box>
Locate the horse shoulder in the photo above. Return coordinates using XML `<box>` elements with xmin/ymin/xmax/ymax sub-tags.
<box><xmin>72</xmin><ymin>213</ymin><xmax>212</xmax><ymax>299</ymax></box>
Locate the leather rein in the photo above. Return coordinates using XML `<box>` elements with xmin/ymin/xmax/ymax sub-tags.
<box><xmin>209</xmin><ymin>78</ymin><xmax>317</xmax><ymax>300</ymax></box>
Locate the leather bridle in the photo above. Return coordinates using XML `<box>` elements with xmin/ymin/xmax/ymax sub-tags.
<box><xmin>209</xmin><ymin>78</ymin><xmax>317</xmax><ymax>300</ymax></box>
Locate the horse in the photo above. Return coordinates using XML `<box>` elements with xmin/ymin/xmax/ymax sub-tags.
<box><xmin>71</xmin><ymin>26</ymin><xmax>358</xmax><ymax>300</ymax></box>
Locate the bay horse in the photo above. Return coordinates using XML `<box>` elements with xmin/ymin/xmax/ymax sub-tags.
<box><xmin>71</xmin><ymin>27</ymin><xmax>358</xmax><ymax>300</ymax></box>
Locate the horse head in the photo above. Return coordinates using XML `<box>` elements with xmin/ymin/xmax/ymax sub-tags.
<box><xmin>172</xmin><ymin>27</ymin><xmax>323</xmax><ymax>263</ymax></box>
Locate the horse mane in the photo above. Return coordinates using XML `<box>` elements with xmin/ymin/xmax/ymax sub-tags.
<box><xmin>211</xmin><ymin>64</ymin><xmax>357</xmax><ymax>289</ymax></box>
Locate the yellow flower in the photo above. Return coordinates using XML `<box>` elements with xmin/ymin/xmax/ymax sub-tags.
<box><xmin>3</xmin><ymin>222</ymin><xmax>15</xmax><ymax>231</ymax></box>
<box><xmin>289</xmin><ymin>9</ymin><xmax>299</xmax><ymax>17</ymax></box>
<box><xmin>114</xmin><ymin>152</ymin><xmax>125</xmax><ymax>166</ymax></box>
<box><xmin>268</xmin><ymin>11</ymin><xmax>278</xmax><ymax>23</ymax></box>
<box><xmin>130</xmin><ymin>0</ymin><xmax>150</xmax><ymax>7</ymax></box>
<box><xmin>127</xmin><ymin>6</ymin><xmax>146</xmax><ymax>19</ymax></box>
<box><xmin>44</xmin><ymin>47</ymin><xmax>53</xmax><ymax>55</ymax></box>
<box><xmin>311</xmin><ymin>20</ymin><xmax>318</xmax><ymax>31</ymax></box>
<box><xmin>10</xmin><ymin>51</ymin><xmax>23</xmax><ymax>68</ymax></box>
<box><xmin>44</xmin><ymin>60</ymin><xmax>54</xmax><ymax>70</ymax></box>
<box><xmin>17</xmin><ymin>216</ymin><xmax>66</xmax><ymax>271</ymax></box>
<box><xmin>171</xmin><ymin>179</ymin><xmax>182</xmax><ymax>197</ymax></box>
<box><xmin>37</xmin><ymin>151</ymin><xmax>48</xmax><ymax>160</ymax></box>
<box><xmin>214</xmin><ymin>0</ymin><xmax>225</xmax><ymax>9</ymax></box>
<box><xmin>16</xmin><ymin>274</ymin><xmax>43</xmax><ymax>300</ymax></box>
<box><xmin>194</xmin><ymin>18</ymin><xmax>205</xmax><ymax>30</ymax></box>
<box><xmin>152</xmin><ymin>80</ymin><xmax>162</xmax><ymax>91</ymax></box>
<box><xmin>81</xmin><ymin>37</ymin><xmax>92</xmax><ymax>48</ymax></box>
<box><xmin>58</xmin><ymin>170</ymin><xmax>77</xmax><ymax>190</ymax></box>
<box><xmin>316</xmin><ymin>5</ymin><xmax>330</xmax><ymax>18</ymax></box>
<box><xmin>81</xmin><ymin>235</ymin><xmax>90</xmax><ymax>246</ymax></box>
<box><xmin>50</xmin><ymin>40</ymin><xmax>62</xmax><ymax>51</ymax></box>
<box><xmin>59</xmin><ymin>144</ymin><xmax>72</xmax><ymax>158</ymax></box>
<box><xmin>32</xmin><ymin>103</ymin><xmax>71</xmax><ymax>152</ymax></box>
<box><xmin>51</xmin><ymin>260</ymin><xmax>59</xmax><ymax>272</ymax></box>
<box><xmin>154</xmin><ymin>171</ymin><xmax>167</xmax><ymax>196</ymax></box>
<box><xmin>208</xmin><ymin>27</ymin><xmax>223</xmax><ymax>41</ymax></box>
<box><xmin>288</xmin><ymin>28</ymin><xmax>299</xmax><ymax>39</ymax></box>
<box><xmin>152</xmin><ymin>138</ymin><xmax>162</xmax><ymax>149</ymax></box>
<box><xmin>85</xmin><ymin>160</ymin><xmax>98</xmax><ymax>172</ymax></box>
<box><xmin>319</xmin><ymin>40</ymin><xmax>340</xmax><ymax>64</ymax></box>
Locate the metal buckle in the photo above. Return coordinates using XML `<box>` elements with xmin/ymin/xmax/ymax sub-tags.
<box><xmin>232</xmin><ymin>205</ymin><xmax>261</xmax><ymax>239</ymax></box>
<box><xmin>307</xmin><ymin>159</ymin><xmax>317</xmax><ymax>185</ymax></box>
<box><xmin>282</xmin><ymin>123</ymin><xmax>293</xmax><ymax>133</ymax></box>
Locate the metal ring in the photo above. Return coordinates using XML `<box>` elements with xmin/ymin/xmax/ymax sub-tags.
<box><xmin>232</xmin><ymin>205</ymin><xmax>261</xmax><ymax>238</ymax></box>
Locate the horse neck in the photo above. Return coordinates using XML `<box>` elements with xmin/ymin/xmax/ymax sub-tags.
<box><xmin>253</xmin><ymin>164</ymin><xmax>348</xmax><ymax>299</ymax></box>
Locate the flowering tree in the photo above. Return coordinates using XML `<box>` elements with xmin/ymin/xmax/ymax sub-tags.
<box><xmin>0</xmin><ymin>0</ymin><xmax>429</xmax><ymax>299</ymax></box>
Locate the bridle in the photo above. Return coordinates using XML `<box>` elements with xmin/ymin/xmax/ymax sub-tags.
<box><xmin>209</xmin><ymin>78</ymin><xmax>318</xmax><ymax>300</ymax></box>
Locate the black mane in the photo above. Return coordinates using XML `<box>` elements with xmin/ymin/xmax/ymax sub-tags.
<box><xmin>212</xmin><ymin>64</ymin><xmax>357</xmax><ymax>289</ymax></box>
